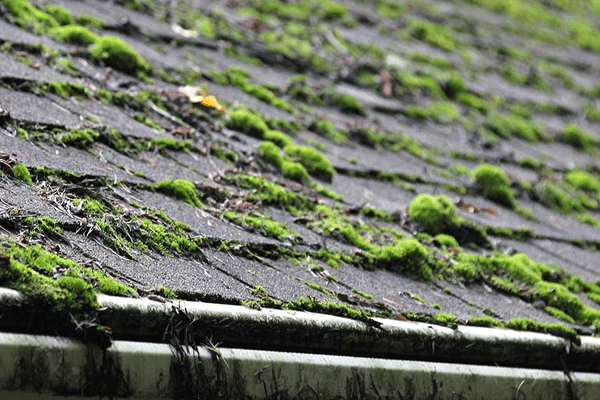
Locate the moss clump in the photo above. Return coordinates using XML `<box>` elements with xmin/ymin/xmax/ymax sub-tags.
<box><xmin>408</xmin><ymin>194</ymin><xmax>460</xmax><ymax>235</ymax></box>
<box><xmin>485</xmin><ymin>114</ymin><xmax>543</xmax><ymax>142</ymax></box>
<box><xmin>281</xmin><ymin>160</ymin><xmax>311</xmax><ymax>184</ymax></box>
<box><xmin>282</xmin><ymin>297</ymin><xmax>377</xmax><ymax>323</ymax></box>
<box><xmin>538</xmin><ymin>181</ymin><xmax>578</xmax><ymax>214</ymax></box>
<box><xmin>410</xmin><ymin>19</ymin><xmax>458</xmax><ymax>52</ymax></box>
<box><xmin>327</xmin><ymin>92</ymin><xmax>366</xmax><ymax>116</ymax></box>
<box><xmin>2</xmin><ymin>0</ymin><xmax>60</xmax><ymax>32</ymax></box>
<box><xmin>258</xmin><ymin>141</ymin><xmax>284</xmax><ymax>167</ymax></box>
<box><xmin>565</xmin><ymin>170</ymin><xmax>600</xmax><ymax>195</ymax></box>
<box><xmin>48</xmin><ymin>82</ymin><xmax>89</xmax><ymax>99</ymax></box>
<box><xmin>562</xmin><ymin>123</ymin><xmax>596</xmax><ymax>152</ymax></box>
<box><xmin>224</xmin><ymin>210</ymin><xmax>295</xmax><ymax>240</ymax></box>
<box><xmin>467</xmin><ymin>316</ymin><xmax>504</xmax><ymax>328</ymax></box>
<box><xmin>473</xmin><ymin>164</ymin><xmax>516</xmax><ymax>209</ymax></box>
<box><xmin>49</xmin><ymin>25</ymin><xmax>99</xmax><ymax>45</ymax></box>
<box><xmin>60</xmin><ymin>128</ymin><xmax>99</xmax><ymax>147</ymax></box>
<box><xmin>0</xmin><ymin>242</ymin><xmax>135</xmax><ymax>319</ymax></box>
<box><xmin>13</xmin><ymin>163</ymin><xmax>32</xmax><ymax>184</ymax></box>
<box><xmin>376</xmin><ymin>239</ymin><xmax>433</xmax><ymax>280</ymax></box>
<box><xmin>283</xmin><ymin>145</ymin><xmax>335</xmax><ymax>183</ymax></box>
<box><xmin>310</xmin><ymin>119</ymin><xmax>348</xmax><ymax>144</ymax></box>
<box><xmin>432</xmin><ymin>313</ymin><xmax>459</xmax><ymax>329</ymax></box>
<box><xmin>227</xmin><ymin>109</ymin><xmax>269</xmax><ymax>138</ymax></box>
<box><xmin>90</xmin><ymin>36</ymin><xmax>151</xmax><ymax>77</ymax></box>
<box><xmin>435</xmin><ymin>233</ymin><xmax>461</xmax><ymax>251</ymax></box>
<box><xmin>506</xmin><ymin>318</ymin><xmax>580</xmax><ymax>344</ymax></box>
<box><xmin>153</xmin><ymin>179</ymin><xmax>203</xmax><ymax>207</ymax></box>
<box><xmin>263</xmin><ymin>130</ymin><xmax>294</xmax><ymax>148</ymax></box>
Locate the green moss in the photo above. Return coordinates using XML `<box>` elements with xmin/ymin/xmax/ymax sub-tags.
<box><xmin>565</xmin><ymin>170</ymin><xmax>600</xmax><ymax>195</ymax></box>
<box><xmin>352</xmin><ymin>289</ymin><xmax>373</xmax><ymax>299</ymax></box>
<box><xmin>305</xmin><ymin>281</ymin><xmax>336</xmax><ymax>298</ymax></box>
<box><xmin>506</xmin><ymin>317</ymin><xmax>579</xmax><ymax>343</ymax></box>
<box><xmin>224</xmin><ymin>210</ymin><xmax>295</xmax><ymax>240</ymax></box>
<box><xmin>281</xmin><ymin>160</ymin><xmax>311</xmax><ymax>184</ymax></box>
<box><xmin>430</xmin><ymin>101</ymin><xmax>460</xmax><ymax>124</ymax></box>
<box><xmin>73</xmin><ymin>197</ymin><xmax>105</xmax><ymax>216</ymax></box>
<box><xmin>283</xmin><ymin>145</ymin><xmax>335</xmax><ymax>183</ymax></box>
<box><xmin>435</xmin><ymin>233</ymin><xmax>461</xmax><ymax>250</ymax></box>
<box><xmin>13</xmin><ymin>163</ymin><xmax>32</xmax><ymax>184</ymax></box>
<box><xmin>2</xmin><ymin>0</ymin><xmax>59</xmax><ymax>33</ymax></box>
<box><xmin>485</xmin><ymin>114</ymin><xmax>543</xmax><ymax>142</ymax></box>
<box><xmin>263</xmin><ymin>130</ymin><xmax>294</xmax><ymax>148</ymax></box>
<box><xmin>226</xmin><ymin>174</ymin><xmax>312</xmax><ymax>213</ymax></box>
<box><xmin>473</xmin><ymin>164</ymin><xmax>516</xmax><ymax>209</ymax></box>
<box><xmin>457</xmin><ymin>92</ymin><xmax>490</xmax><ymax>114</ymax></box>
<box><xmin>282</xmin><ymin>297</ymin><xmax>378</xmax><ymax>323</ymax></box>
<box><xmin>210</xmin><ymin>144</ymin><xmax>237</xmax><ymax>164</ymax></box>
<box><xmin>76</xmin><ymin>14</ymin><xmax>105</xmax><ymax>29</ymax></box>
<box><xmin>47</xmin><ymin>81</ymin><xmax>89</xmax><ymax>99</ymax></box>
<box><xmin>250</xmin><ymin>285</ymin><xmax>270</xmax><ymax>300</ymax></box>
<box><xmin>562</xmin><ymin>123</ymin><xmax>596</xmax><ymax>152</ymax></box>
<box><xmin>227</xmin><ymin>109</ymin><xmax>269</xmax><ymax>138</ymax></box>
<box><xmin>408</xmin><ymin>194</ymin><xmax>460</xmax><ymax>235</ymax></box>
<box><xmin>538</xmin><ymin>181</ymin><xmax>578</xmax><ymax>214</ymax></box>
<box><xmin>443</xmin><ymin>74</ymin><xmax>466</xmax><ymax>99</ymax></box>
<box><xmin>60</xmin><ymin>128</ymin><xmax>99</xmax><ymax>147</ymax></box>
<box><xmin>432</xmin><ymin>312</ymin><xmax>459</xmax><ymax>328</ymax></box>
<box><xmin>153</xmin><ymin>179</ymin><xmax>203</xmax><ymax>207</ymax></box>
<box><xmin>545</xmin><ymin>306</ymin><xmax>576</xmax><ymax>324</ymax></box>
<box><xmin>396</xmin><ymin>71</ymin><xmax>445</xmax><ymax>98</ymax></box>
<box><xmin>132</xmin><ymin>113</ymin><xmax>161</xmax><ymax>130</ymax></box>
<box><xmin>90</xmin><ymin>36</ymin><xmax>151</xmax><ymax>77</ymax></box>
<box><xmin>49</xmin><ymin>25</ymin><xmax>99</xmax><ymax>45</ymax></box>
<box><xmin>376</xmin><ymin>239</ymin><xmax>433</xmax><ymax>280</ymax></box>
<box><xmin>467</xmin><ymin>316</ymin><xmax>504</xmax><ymax>328</ymax></box>
<box><xmin>258</xmin><ymin>141</ymin><xmax>284</xmax><ymax>167</ymax></box>
<box><xmin>327</xmin><ymin>92</ymin><xmax>366</xmax><ymax>116</ymax></box>
<box><xmin>0</xmin><ymin>241</ymin><xmax>134</xmax><ymax>318</ymax></box>
<box><xmin>410</xmin><ymin>19</ymin><xmax>457</xmax><ymax>51</ymax></box>
<box><xmin>151</xmin><ymin>138</ymin><xmax>193</xmax><ymax>152</ymax></box>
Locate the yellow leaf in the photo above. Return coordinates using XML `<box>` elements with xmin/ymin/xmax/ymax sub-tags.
<box><xmin>178</xmin><ymin>86</ymin><xmax>225</xmax><ymax>113</ymax></box>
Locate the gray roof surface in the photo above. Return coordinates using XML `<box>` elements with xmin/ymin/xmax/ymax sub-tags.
<box><xmin>1</xmin><ymin>0</ymin><xmax>600</xmax><ymax>344</ymax></box>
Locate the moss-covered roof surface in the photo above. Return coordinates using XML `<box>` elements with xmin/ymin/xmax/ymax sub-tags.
<box><xmin>2</xmin><ymin>0</ymin><xmax>600</xmax><ymax>344</ymax></box>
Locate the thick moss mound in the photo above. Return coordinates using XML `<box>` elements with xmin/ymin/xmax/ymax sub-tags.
<box><xmin>408</xmin><ymin>194</ymin><xmax>460</xmax><ymax>235</ymax></box>
<box><xmin>91</xmin><ymin>36</ymin><xmax>150</xmax><ymax>76</ymax></box>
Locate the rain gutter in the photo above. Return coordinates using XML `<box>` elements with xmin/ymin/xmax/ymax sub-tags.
<box><xmin>0</xmin><ymin>287</ymin><xmax>599</xmax><ymax>399</ymax></box>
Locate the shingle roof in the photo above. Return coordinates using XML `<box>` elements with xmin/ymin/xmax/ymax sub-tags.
<box><xmin>2</xmin><ymin>0</ymin><xmax>600</xmax><ymax>358</ymax></box>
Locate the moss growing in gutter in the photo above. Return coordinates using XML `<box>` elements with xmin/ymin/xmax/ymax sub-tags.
<box><xmin>505</xmin><ymin>318</ymin><xmax>580</xmax><ymax>344</ymax></box>
<box><xmin>467</xmin><ymin>316</ymin><xmax>504</xmax><ymax>328</ymax></box>
<box><xmin>432</xmin><ymin>312</ymin><xmax>459</xmax><ymax>329</ymax></box>
<box><xmin>0</xmin><ymin>241</ymin><xmax>135</xmax><ymax>317</ymax></box>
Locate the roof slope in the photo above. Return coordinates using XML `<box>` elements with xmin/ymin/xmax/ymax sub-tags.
<box><xmin>1</xmin><ymin>0</ymin><xmax>600</xmax><ymax>346</ymax></box>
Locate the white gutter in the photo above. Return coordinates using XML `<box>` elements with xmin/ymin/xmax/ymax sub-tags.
<box><xmin>1</xmin><ymin>288</ymin><xmax>599</xmax><ymax>399</ymax></box>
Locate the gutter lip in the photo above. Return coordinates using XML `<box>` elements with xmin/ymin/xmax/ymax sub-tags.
<box><xmin>1</xmin><ymin>287</ymin><xmax>599</xmax><ymax>373</ymax></box>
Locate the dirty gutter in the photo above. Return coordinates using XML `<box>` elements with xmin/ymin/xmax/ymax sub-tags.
<box><xmin>1</xmin><ymin>288</ymin><xmax>599</xmax><ymax>399</ymax></box>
